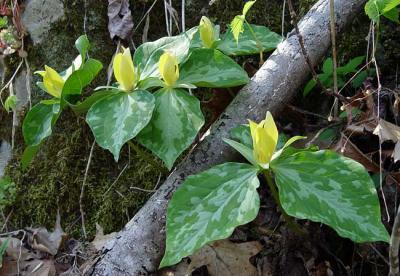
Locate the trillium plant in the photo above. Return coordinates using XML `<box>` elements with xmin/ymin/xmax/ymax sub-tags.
<box><xmin>22</xmin><ymin>35</ymin><xmax>103</xmax><ymax>168</ymax></box>
<box><xmin>160</xmin><ymin>112</ymin><xmax>389</xmax><ymax>268</ymax></box>
<box><xmin>21</xmin><ymin>3</ymin><xmax>282</xmax><ymax>170</ymax></box>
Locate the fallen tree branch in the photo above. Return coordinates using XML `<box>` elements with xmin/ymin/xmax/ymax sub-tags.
<box><xmin>88</xmin><ymin>0</ymin><xmax>366</xmax><ymax>274</ymax></box>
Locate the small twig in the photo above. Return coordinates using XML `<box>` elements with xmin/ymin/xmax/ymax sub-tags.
<box><xmin>181</xmin><ymin>0</ymin><xmax>185</xmax><ymax>32</ymax></box>
<box><xmin>286</xmin><ymin>0</ymin><xmax>349</xmax><ymax>104</ymax></box>
<box><xmin>286</xmin><ymin>104</ymin><xmax>332</xmax><ymax>121</ymax></box>
<box><xmin>103</xmin><ymin>162</ymin><xmax>129</xmax><ymax>196</ymax></box>
<box><xmin>281</xmin><ymin>0</ymin><xmax>286</xmax><ymax>41</ymax></box>
<box><xmin>1</xmin><ymin>209</ymin><xmax>13</xmax><ymax>232</ymax></box>
<box><xmin>133</xmin><ymin>0</ymin><xmax>158</xmax><ymax>35</ymax></box>
<box><xmin>371</xmin><ymin>22</ymin><xmax>390</xmax><ymax>222</ymax></box>
<box><xmin>130</xmin><ymin>173</ymin><xmax>162</xmax><ymax>193</ymax></box>
<box><xmin>0</xmin><ymin>59</ymin><xmax>23</xmax><ymax>102</ymax></box>
<box><xmin>23</xmin><ymin>57</ymin><xmax>32</xmax><ymax>108</ymax></box>
<box><xmin>79</xmin><ymin>141</ymin><xmax>95</xmax><ymax>239</ymax></box>
<box><xmin>390</xmin><ymin>205</ymin><xmax>400</xmax><ymax>276</ymax></box>
<box><xmin>329</xmin><ymin>0</ymin><xmax>339</xmax><ymax>117</ymax></box>
<box><xmin>17</xmin><ymin>230</ymin><xmax>26</xmax><ymax>275</ymax></box>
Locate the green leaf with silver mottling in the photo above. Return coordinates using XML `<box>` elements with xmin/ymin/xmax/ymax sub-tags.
<box><xmin>86</xmin><ymin>90</ymin><xmax>155</xmax><ymax>161</ymax></box>
<box><xmin>160</xmin><ymin>162</ymin><xmax>260</xmax><ymax>268</ymax></box>
<box><xmin>134</xmin><ymin>28</ymin><xmax>197</xmax><ymax>80</ymax></box>
<box><xmin>137</xmin><ymin>88</ymin><xmax>204</xmax><ymax>169</ymax></box>
<box><xmin>22</xmin><ymin>101</ymin><xmax>61</xmax><ymax>147</ymax></box>
<box><xmin>270</xmin><ymin>150</ymin><xmax>389</xmax><ymax>243</ymax></box>
<box><xmin>179</xmin><ymin>48</ymin><xmax>249</xmax><ymax>87</ymax></box>
<box><xmin>218</xmin><ymin>24</ymin><xmax>281</xmax><ymax>56</ymax></box>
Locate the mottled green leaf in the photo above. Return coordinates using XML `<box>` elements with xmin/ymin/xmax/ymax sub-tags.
<box><xmin>86</xmin><ymin>90</ymin><xmax>155</xmax><ymax>161</ymax></box>
<box><xmin>271</xmin><ymin>150</ymin><xmax>389</xmax><ymax>243</ymax></box>
<box><xmin>134</xmin><ymin>28</ymin><xmax>197</xmax><ymax>80</ymax></box>
<box><xmin>218</xmin><ymin>24</ymin><xmax>281</xmax><ymax>56</ymax></box>
<box><xmin>22</xmin><ymin>102</ymin><xmax>60</xmax><ymax>147</ymax></box>
<box><xmin>160</xmin><ymin>162</ymin><xmax>260</xmax><ymax>268</ymax></box>
<box><xmin>137</xmin><ymin>88</ymin><xmax>204</xmax><ymax>169</ymax></box>
<box><xmin>179</xmin><ymin>48</ymin><xmax>249</xmax><ymax>87</ymax></box>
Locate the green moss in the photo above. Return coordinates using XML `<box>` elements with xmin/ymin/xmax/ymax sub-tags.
<box><xmin>6</xmin><ymin>111</ymin><xmax>165</xmax><ymax>237</ymax></box>
<box><xmin>3</xmin><ymin>0</ymin><xmax>165</xmax><ymax>237</ymax></box>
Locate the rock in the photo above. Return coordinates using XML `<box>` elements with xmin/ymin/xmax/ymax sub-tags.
<box><xmin>14</xmin><ymin>70</ymin><xmax>30</xmax><ymax>113</ymax></box>
<box><xmin>0</xmin><ymin>140</ymin><xmax>11</xmax><ymax>178</ymax></box>
<box><xmin>22</xmin><ymin>0</ymin><xmax>65</xmax><ymax>45</ymax></box>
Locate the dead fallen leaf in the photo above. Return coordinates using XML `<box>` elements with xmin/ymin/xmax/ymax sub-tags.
<box><xmin>373</xmin><ymin>119</ymin><xmax>400</xmax><ymax>161</ymax></box>
<box><xmin>27</xmin><ymin>213</ymin><xmax>67</xmax><ymax>255</ymax></box>
<box><xmin>91</xmin><ymin>223</ymin><xmax>117</xmax><ymax>251</ymax></box>
<box><xmin>165</xmin><ymin>239</ymin><xmax>263</xmax><ymax>276</ymax></box>
<box><xmin>108</xmin><ymin>0</ymin><xmax>134</xmax><ymax>41</ymax></box>
<box><xmin>333</xmin><ymin>133</ymin><xmax>380</xmax><ymax>173</ymax></box>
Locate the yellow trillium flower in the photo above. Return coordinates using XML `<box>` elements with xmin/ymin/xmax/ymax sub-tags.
<box><xmin>35</xmin><ymin>65</ymin><xmax>65</xmax><ymax>98</ymax></box>
<box><xmin>113</xmin><ymin>47</ymin><xmax>137</xmax><ymax>92</ymax></box>
<box><xmin>199</xmin><ymin>16</ymin><xmax>216</xmax><ymax>48</ymax></box>
<box><xmin>159</xmin><ymin>52</ymin><xmax>179</xmax><ymax>87</ymax></box>
<box><xmin>249</xmin><ymin>111</ymin><xmax>278</xmax><ymax>167</ymax></box>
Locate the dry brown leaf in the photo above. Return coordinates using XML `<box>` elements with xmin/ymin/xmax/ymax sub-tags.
<box><xmin>108</xmin><ymin>0</ymin><xmax>134</xmax><ymax>40</ymax></box>
<box><xmin>373</xmin><ymin>119</ymin><xmax>400</xmax><ymax>142</ymax></box>
<box><xmin>373</xmin><ymin>119</ymin><xmax>400</xmax><ymax>161</ymax></box>
<box><xmin>24</xmin><ymin>259</ymin><xmax>56</xmax><ymax>276</ymax></box>
<box><xmin>167</xmin><ymin>239</ymin><xmax>262</xmax><ymax>276</ymax></box>
<box><xmin>91</xmin><ymin>223</ymin><xmax>117</xmax><ymax>251</ymax></box>
<box><xmin>27</xmin><ymin>213</ymin><xmax>67</xmax><ymax>255</ymax></box>
<box><xmin>333</xmin><ymin>133</ymin><xmax>380</xmax><ymax>173</ymax></box>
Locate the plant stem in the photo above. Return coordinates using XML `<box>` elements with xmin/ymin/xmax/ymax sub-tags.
<box><xmin>244</xmin><ymin>20</ymin><xmax>264</xmax><ymax>65</ymax></box>
<box><xmin>127</xmin><ymin>141</ymin><xmax>168</xmax><ymax>173</ymax></box>
<box><xmin>262</xmin><ymin>171</ymin><xmax>306</xmax><ymax>235</ymax></box>
<box><xmin>329</xmin><ymin>0</ymin><xmax>339</xmax><ymax>118</ymax></box>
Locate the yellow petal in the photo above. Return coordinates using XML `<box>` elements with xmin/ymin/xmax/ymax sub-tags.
<box><xmin>199</xmin><ymin>16</ymin><xmax>215</xmax><ymax>48</ymax></box>
<box><xmin>263</xmin><ymin>111</ymin><xmax>278</xmax><ymax>152</ymax></box>
<box><xmin>43</xmin><ymin>65</ymin><xmax>64</xmax><ymax>98</ymax></box>
<box><xmin>34</xmin><ymin>70</ymin><xmax>46</xmax><ymax>77</ymax></box>
<box><xmin>113</xmin><ymin>47</ymin><xmax>136</xmax><ymax>91</ymax></box>
<box><xmin>159</xmin><ymin>52</ymin><xmax>179</xmax><ymax>87</ymax></box>
<box><xmin>248</xmin><ymin>112</ymin><xmax>279</xmax><ymax>166</ymax></box>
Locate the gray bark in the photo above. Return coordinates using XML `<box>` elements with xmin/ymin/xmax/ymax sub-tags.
<box><xmin>89</xmin><ymin>0</ymin><xmax>366</xmax><ymax>274</ymax></box>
